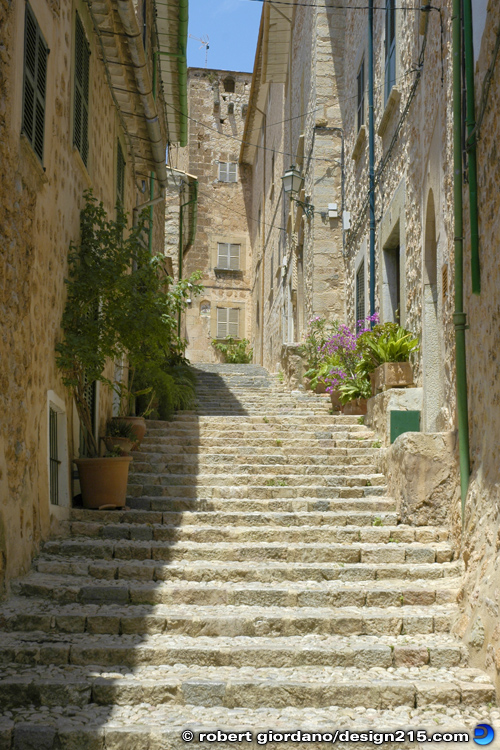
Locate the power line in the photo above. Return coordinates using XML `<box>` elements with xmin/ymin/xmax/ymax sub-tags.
<box><xmin>241</xmin><ymin>0</ymin><xmax>420</xmax><ymax>10</ymax></box>
<box><xmin>166</xmin><ymin>66</ymin><xmax>419</xmax><ymax>163</ymax></box>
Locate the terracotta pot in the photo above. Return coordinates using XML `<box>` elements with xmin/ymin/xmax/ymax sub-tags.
<box><xmin>330</xmin><ymin>389</ymin><xmax>342</xmax><ymax>410</ymax></box>
<box><xmin>113</xmin><ymin>416</ymin><xmax>147</xmax><ymax>444</ymax></box>
<box><xmin>342</xmin><ymin>398</ymin><xmax>368</xmax><ymax>416</ymax></box>
<box><xmin>315</xmin><ymin>381</ymin><xmax>327</xmax><ymax>394</ymax></box>
<box><xmin>75</xmin><ymin>456</ymin><xmax>133</xmax><ymax>509</ymax></box>
<box><xmin>104</xmin><ymin>436</ymin><xmax>136</xmax><ymax>454</ymax></box>
<box><xmin>373</xmin><ymin>362</ymin><xmax>413</xmax><ymax>393</ymax></box>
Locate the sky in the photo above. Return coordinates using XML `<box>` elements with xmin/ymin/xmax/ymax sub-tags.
<box><xmin>187</xmin><ymin>0</ymin><xmax>262</xmax><ymax>74</ymax></box>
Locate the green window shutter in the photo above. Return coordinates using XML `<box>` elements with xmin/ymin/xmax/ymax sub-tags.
<box><xmin>22</xmin><ymin>4</ymin><xmax>48</xmax><ymax>163</ymax></box>
<box><xmin>228</xmin><ymin>308</ymin><xmax>239</xmax><ymax>338</ymax></box>
<box><xmin>217</xmin><ymin>243</ymin><xmax>229</xmax><ymax>269</ymax></box>
<box><xmin>217</xmin><ymin>308</ymin><xmax>228</xmax><ymax>338</ymax></box>
<box><xmin>229</xmin><ymin>244</ymin><xmax>240</xmax><ymax>270</ymax></box>
<box><xmin>116</xmin><ymin>140</ymin><xmax>125</xmax><ymax>207</ymax></box>
<box><xmin>74</xmin><ymin>14</ymin><xmax>90</xmax><ymax>166</ymax></box>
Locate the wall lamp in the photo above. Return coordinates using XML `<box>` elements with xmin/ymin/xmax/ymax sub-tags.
<box><xmin>282</xmin><ymin>166</ymin><xmax>315</xmax><ymax>219</ymax></box>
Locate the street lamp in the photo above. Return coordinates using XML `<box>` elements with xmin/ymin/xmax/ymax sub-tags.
<box><xmin>282</xmin><ymin>166</ymin><xmax>315</xmax><ymax>219</ymax></box>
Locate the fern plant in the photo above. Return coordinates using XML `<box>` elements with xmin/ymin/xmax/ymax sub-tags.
<box><xmin>357</xmin><ymin>323</ymin><xmax>419</xmax><ymax>378</ymax></box>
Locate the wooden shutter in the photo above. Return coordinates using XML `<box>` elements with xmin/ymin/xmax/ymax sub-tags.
<box><xmin>228</xmin><ymin>308</ymin><xmax>239</xmax><ymax>338</ymax></box>
<box><xmin>218</xmin><ymin>162</ymin><xmax>228</xmax><ymax>181</ymax></box>
<box><xmin>228</xmin><ymin>163</ymin><xmax>237</xmax><ymax>182</ymax></box>
<box><xmin>356</xmin><ymin>262</ymin><xmax>365</xmax><ymax>325</ymax></box>
<box><xmin>217</xmin><ymin>308</ymin><xmax>228</xmax><ymax>338</ymax></box>
<box><xmin>22</xmin><ymin>4</ymin><xmax>48</xmax><ymax>163</ymax></box>
<box><xmin>217</xmin><ymin>243</ymin><xmax>229</xmax><ymax>268</ymax></box>
<box><xmin>116</xmin><ymin>140</ymin><xmax>125</xmax><ymax>206</ymax></box>
<box><xmin>229</xmin><ymin>244</ymin><xmax>240</xmax><ymax>270</ymax></box>
<box><xmin>74</xmin><ymin>14</ymin><xmax>90</xmax><ymax>166</ymax></box>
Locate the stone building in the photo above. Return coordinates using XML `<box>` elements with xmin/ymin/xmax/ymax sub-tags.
<box><xmin>168</xmin><ymin>68</ymin><xmax>253</xmax><ymax>363</ymax></box>
<box><xmin>240</xmin><ymin>1</ymin><xmax>346</xmax><ymax>375</ymax></box>
<box><xmin>0</xmin><ymin>0</ymin><xmax>186</xmax><ymax>593</ymax></box>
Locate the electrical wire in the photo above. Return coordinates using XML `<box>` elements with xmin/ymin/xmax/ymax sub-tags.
<box><xmin>241</xmin><ymin>0</ymin><xmax>420</xmax><ymax>10</ymax></box>
<box><xmin>165</xmin><ymin>65</ymin><xmax>419</xmax><ymax>163</ymax></box>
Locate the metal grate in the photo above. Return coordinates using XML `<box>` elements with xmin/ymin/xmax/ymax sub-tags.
<box><xmin>49</xmin><ymin>408</ymin><xmax>60</xmax><ymax>505</ymax></box>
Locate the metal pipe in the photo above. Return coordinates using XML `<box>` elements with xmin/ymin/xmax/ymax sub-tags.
<box><xmin>368</xmin><ymin>0</ymin><xmax>376</xmax><ymax>318</ymax></box>
<box><xmin>116</xmin><ymin>0</ymin><xmax>167</xmax><ymax>187</ymax></box>
<box><xmin>178</xmin><ymin>182</ymin><xmax>198</xmax><ymax>337</ymax></box>
<box><xmin>452</xmin><ymin>0</ymin><xmax>471</xmax><ymax>516</ymax></box>
<box><xmin>463</xmin><ymin>0</ymin><xmax>481</xmax><ymax>294</ymax></box>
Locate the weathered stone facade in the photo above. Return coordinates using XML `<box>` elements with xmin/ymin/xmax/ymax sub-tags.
<box><xmin>241</xmin><ymin>2</ymin><xmax>346</xmax><ymax>373</ymax></box>
<box><xmin>168</xmin><ymin>69</ymin><xmax>253</xmax><ymax>363</ymax></box>
<box><xmin>0</xmin><ymin>0</ymin><xmax>178</xmax><ymax>594</ymax></box>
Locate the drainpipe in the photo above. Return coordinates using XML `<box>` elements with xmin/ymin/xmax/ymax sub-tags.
<box><xmin>463</xmin><ymin>0</ymin><xmax>481</xmax><ymax>295</ymax></box>
<box><xmin>116</xmin><ymin>0</ymin><xmax>167</xmax><ymax>187</ymax></box>
<box><xmin>452</xmin><ymin>0</ymin><xmax>471</xmax><ymax>516</ymax></box>
<box><xmin>368</xmin><ymin>0</ymin><xmax>376</xmax><ymax>318</ymax></box>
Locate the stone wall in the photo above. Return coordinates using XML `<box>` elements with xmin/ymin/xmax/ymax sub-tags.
<box><xmin>0</xmin><ymin>0</ymin><xmax>166</xmax><ymax>594</ymax></box>
<box><xmin>167</xmin><ymin>69</ymin><xmax>253</xmax><ymax>364</ymax></box>
<box><xmin>243</xmin><ymin>1</ymin><xmax>346</xmax><ymax>373</ymax></box>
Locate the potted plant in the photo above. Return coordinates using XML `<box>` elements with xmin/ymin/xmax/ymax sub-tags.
<box><xmin>338</xmin><ymin>376</ymin><xmax>372</xmax><ymax>415</ymax></box>
<box><xmin>357</xmin><ymin>322</ymin><xmax>419</xmax><ymax>394</ymax></box>
<box><xmin>56</xmin><ymin>191</ymin><xmax>203</xmax><ymax>509</ymax></box>
<box><xmin>103</xmin><ymin>418</ymin><xmax>136</xmax><ymax>454</ymax></box>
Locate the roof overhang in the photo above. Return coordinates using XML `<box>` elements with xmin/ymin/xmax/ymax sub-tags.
<box><xmin>240</xmin><ymin>0</ymin><xmax>295</xmax><ymax>165</ymax></box>
<box><xmin>155</xmin><ymin>0</ymin><xmax>188</xmax><ymax>147</ymax></box>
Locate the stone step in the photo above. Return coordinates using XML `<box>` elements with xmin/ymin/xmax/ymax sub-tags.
<box><xmin>128</xmin><ymin>473</ymin><xmax>387</xmax><ymax>489</ymax></box>
<box><xmin>0</xmin><ymin>703</ymin><xmax>494</xmax><ymax>750</ymax></box>
<box><xmin>129</xmin><ymin>463</ymin><xmax>379</xmax><ymax>477</ymax></box>
<box><xmin>69</xmin><ymin>508</ymin><xmax>401</xmax><ymax>527</ymax></box>
<box><xmin>41</xmin><ymin>538</ymin><xmax>454</xmax><ymax>565</ymax></box>
<box><xmin>0</xmin><ymin>623</ymin><xmax>464</xmax><ymax>666</ymax></box>
<box><xmin>6</xmin><ymin>573</ymin><xmax>459</xmax><ymax>609</ymax></box>
<box><xmin>127</xmin><ymin>485</ymin><xmax>389</xmax><ymax>500</ymax></box>
<box><xmin>135</xmin><ymin>446</ymin><xmax>380</xmax><ymax>458</ymax></box>
<box><xmin>126</xmin><ymin>496</ymin><xmax>397</xmax><ymax>512</ymax></box>
<box><xmin>34</xmin><ymin>558</ymin><xmax>463</xmax><ymax>584</ymax></box>
<box><xmin>139</xmin><ymin>438</ymin><xmax>378</xmax><ymax>450</ymax></box>
<box><xmin>67</xmin><ymin>521</ymin><xmax>449</xmax><ymax>546</ymax></box>
<box><xmin>0</xmin><ymin>661</ymin><xmax>492</xmax><ymax>711</ymax></box>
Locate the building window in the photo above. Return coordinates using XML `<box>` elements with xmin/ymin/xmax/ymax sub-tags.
<box><xmin>218</xmin><ymin>162</ymin><xmax>237</xmax><ymax>182</ymax></box>
<box><xmin>22</xmin><ymin>4</ymin><xmax>48</xmax><ymax>163</ymax></box>
<box><xmin>73</xmin><ymin>13</ymin><xmax>90</xmax><ymax>166</ymax></box>
<box><xmin>217</xmin><ymin>242</ymin><xmax>241</xmax><ymax>270</ymax></box>
<box><xmin>49</xmin><ymin>407</ymin><xmax>60</xmax><ymax>505</ymax></box>
<box><xmin>116</xmin><ymin>140</ymin><xmax>125</xmax><ymax>207</ymax></box>
<box><xmin>357</xmin><ymin>58</ymin><xmax>365</xmax><ymax>132</ymax></box>
<box><xmin>217</xmin><ymin>307</ymin><xmax>240</xmax><ymax>339</ymax></box>
<box><xmin>385</xmin><ymin>0</ymin><xmax>396</xmax><ymax>104</ymax></box>
<box><xmin>356</xmin><ymin>261</ymin><xmax>365</xmax><ymax>325</ymax></box>
<box><xmin>223</xmin><ymin>77</ymin><xmax>235</xmax><ymax>93</ymax></box>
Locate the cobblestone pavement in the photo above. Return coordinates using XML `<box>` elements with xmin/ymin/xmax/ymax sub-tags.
<box><xmin>0</xmin><ymin>365</ymin><xmax>496</xmax><ymax>748</ymax></box>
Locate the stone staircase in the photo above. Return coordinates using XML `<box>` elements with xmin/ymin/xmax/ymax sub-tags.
<box><xmin>0</xmin><ymin>364</ymin><xmax>496</xmax><ymax>749</ymax></box>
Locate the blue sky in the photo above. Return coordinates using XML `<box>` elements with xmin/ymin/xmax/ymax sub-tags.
<box><xmin>187</xmin><ymin>0</ymin><xmax>262</xmax><ymax>74</ymax></box>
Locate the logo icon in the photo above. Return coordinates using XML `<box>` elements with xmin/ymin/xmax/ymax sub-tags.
<box><xmin>474</xmin><ymin>724</ymin><xmax>495</xmax><ymax>746</ymax></box>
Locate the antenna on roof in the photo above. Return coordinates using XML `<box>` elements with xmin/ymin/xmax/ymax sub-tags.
<box><xmin>188</xmin><ymin>34</ymin><xmax>210</xmax><ymax>68</ymax></box>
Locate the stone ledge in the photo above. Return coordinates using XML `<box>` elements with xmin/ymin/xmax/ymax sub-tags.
<box><xmin>378</xmin><ymin>87</ymin><xmax>401</xmax><ymax>137</ymax></box>
<box><xmin>352</xmin><ymin>124</ymin><xmax>367</xmax><ymax>161</ymax></box>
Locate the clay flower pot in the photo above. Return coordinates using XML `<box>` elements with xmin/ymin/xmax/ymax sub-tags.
<box><xmin>104</xmin><ymin>436</ymin><xmax>136</xmax><ymax>454</ymax></box>
<box><xmin>342</xmin><ymin>398</ymin><xmax>368</xmax><ymax>416</ymax></box>
<box><xmin>373</xmin><ymin>362</ymin><xmax>413</xmax><ymax>393</ymax></box>
<box><xmin>330</xmin><ymin>390</ymin><xmax>342</xmax><ymax>411</ymax></box>
<box><xmin>75</xmin><ymin>456</ymin><xmax>133</xmax><ymax>509</ymax></box>
<box><xmin>113</xmin><ymin>416</ymin><xmax>147</xmax><ymax>445</ymax></box>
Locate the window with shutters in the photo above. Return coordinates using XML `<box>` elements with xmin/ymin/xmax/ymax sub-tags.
<box><xmin>22</xmin><ymin>4</ymin><xmax>48</xmax><ymax>164</ymax></box>
<box><xmin>116</xmin><ymin>140</ymin><xmax>125</xmax><ymax>207</ymax></box>
<box><xmin>218</xmin><ymin>162</ymin><xmax>237</xmax><ymax>182</ymax></box>
<box><xmin>385</xmin><ymin>0</ymin><xmax>396</xmax><ymax>104</ymax></box>
<box><xmin>73</xmin><ymin>14</ymin><xmax>90</xmax><ymax>166</ymax></box>
<box><xmin>357</xmin><ymin>58</ymin><xmax>365</xmax><ymax>132</ymax></box>
<box><xmin>217</xmin><ymin>243</ymin><xmax>241</xmax><ymax>270</ymax></box>
<box><xmin>217</xmin><ymin>308</ymin><xmax>240</xmax><ymax>339</ymax></box>
<box><xmin>356</xmin><ymin>261</ymin><xmax>366</xmax><ymax>325</ymax></box>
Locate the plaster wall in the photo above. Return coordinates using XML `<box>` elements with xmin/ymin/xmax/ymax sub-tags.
<box><xmin>0</xmin><ymin>0</ymin><xmax>166</xmax><ymax>594</ymax></box>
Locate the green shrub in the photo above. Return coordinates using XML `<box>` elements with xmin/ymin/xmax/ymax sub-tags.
<box><xmin>212</xmin><ymin>337</ymin><xmax>253</xmax><ymax>364</ymax></box>
<box><xmin>357</xmin><ymin>323</ymin><xmax>419</xmax><ymax>377</ymax></box>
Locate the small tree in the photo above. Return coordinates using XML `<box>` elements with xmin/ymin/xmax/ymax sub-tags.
<box><xmin>56</xmin><ymin>190</ymin><xmax>202</xmax><ymax>456</ymax></box>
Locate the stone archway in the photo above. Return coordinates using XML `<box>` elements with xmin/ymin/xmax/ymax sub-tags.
<box><xmin>422</xmin><ymin>189</ymin><xmax>443</xmax><ymax>431</ymax></box>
